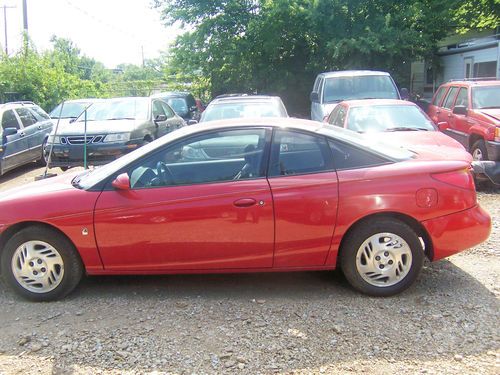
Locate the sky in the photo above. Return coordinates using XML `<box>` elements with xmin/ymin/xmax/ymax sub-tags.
<box><xmin>2</xmin><ymin>0</ymin><xmax>181</xmax><ymax>67</ymax></box>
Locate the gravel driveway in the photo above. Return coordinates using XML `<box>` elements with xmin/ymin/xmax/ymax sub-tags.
<box><xmin>0</xmin><ymin>163</ymin><xmax>498</xmax><ymax>374</ymax></box>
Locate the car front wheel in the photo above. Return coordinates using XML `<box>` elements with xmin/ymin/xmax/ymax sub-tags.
<box><xmin>1</xmin><ymin>226</ymin><xmax>83</xmax><ymax>301</ymax></box>
<box><xmin>471</xmin><ymin>139</ymin><xmax>488</xmax><ymax>161</ymax></box>
<box><xmin>340</xmin><ymin>218</ymin><xmax>424</xmax><ymax>296</ymax></box>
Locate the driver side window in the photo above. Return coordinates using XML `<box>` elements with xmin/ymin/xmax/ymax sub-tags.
<box><xmin>127</xmin><ymin>128</ymin><xmax>269</xmax><ymax>189</ymax></box>
<box><xmin>152</xmin><ymin>101</ymin><xmax>166</xmax><ymax>120</ymax></box>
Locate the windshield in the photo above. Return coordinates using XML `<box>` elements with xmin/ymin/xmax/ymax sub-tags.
<box><xmin>166</xmin><ymin>98</ymin><xmax>188</xmax><ymax>115</ymax></box>
<box><xmin>50</xmin><ymin>102</ymin><xmax>91</xmax><ymax>119</ymax></box>
<box><xmin>76</xmin><ymin>98</ymin><xmax>149</xmax><ymax>122</ymax></box>
<box><xmin>347</xmin><ymin>105</ymin><xmax>435</xmax><ymax>132</ymax></box>
<box><xmin>472</xmin><ymin>86</ymin><xmax>500</xmax><ymax>109</ymax></box>
<box><xmin>323</xmin><ymin>75</ymin><xmax>399</xmax><ymax>103</ymax></box>
<box><xmin>202</xmin><ymin>102</ymin><xmax>285</xmax><ymax>122</ymax></box>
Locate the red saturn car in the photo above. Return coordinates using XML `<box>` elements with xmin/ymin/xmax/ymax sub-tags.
<box><xmin>325</xmin><ymin>99</ymin><xmax>472</xmax><ymax>162</ymax></box>
<box><xmin>0</xmin><ymin>118</ymin><xmax>491</xmax><ymax>301</ymax></box>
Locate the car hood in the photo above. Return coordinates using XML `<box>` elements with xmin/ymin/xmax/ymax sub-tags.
<box><xmin>367</xmin><ymin>131</ymin><xmax>472</xmax><ymax>162</ymax></box>
<box><xmin>477</xmin><ymin>108</ymin><xmax>500</xmax><ymax>122</ymax></box>
<box><xmin>54</xmin><ymin>119</ymin><xmax>142</xmax><ymax>135</ymax></box>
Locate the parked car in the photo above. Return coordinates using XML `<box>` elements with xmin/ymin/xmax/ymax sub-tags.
<box><xmin>0</xmin><ymin>101</ymin><xmax>53</xmax><ymax>176</ymax></box>
<box><xmin>427</xmin><ymin>80</ymin><xmax>500</xmax><ymax>162</ymax></box>
<box><xmin>200</xmin><ymin>95</ymin><xmax>288</xmax><ymax>122</ymax></box>
<box><xmin>326</xmin><ymin>99</ymin><xmax>472</xmax><ymax>162</ymax></box>
<box><xmin>310</xmin><ymin>70</ymin><xmax>401</xmax><ymax>121</ymax></box>
<box><xmin>0</xmin><ymin>118</ymin><xmax>491</xmax><ymax>301</ymax></box>
<box><xmin>49</xmin><ymin>99</ymin><xmax>102</xmax><ymax>127</ymax></box>
<box><xmin>151</xmin><ymin>92</ymin><xmax>201</xmax><ymax>123</ymax></box>
<box><xmin>46</xmin><ymin>97</ymin><xmax>185</xmax><ymax>168</ymax></box>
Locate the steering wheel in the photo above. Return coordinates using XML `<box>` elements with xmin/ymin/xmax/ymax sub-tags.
<box><xmin>233</xmin><ymin>163</ymin><xmax>252</xmax><ymax>180</ymax></box>
<box><xmin>156</xmin><ymin>161</ymin><xmax>175</xmax><ymax>185</ymax></box>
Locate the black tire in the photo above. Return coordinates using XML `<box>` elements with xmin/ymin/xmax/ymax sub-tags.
<box><xmin>471</xmin><ymin>139</ymin><xmax>488</xmax><ymax>161</ymax></box>
<box><xmin>60</xmin><ymin>166</ymin><xmax>69</xmax><ymax>172</ymax></box>
<box><xmin>37</xmin><ymin>138</ymin><xmax>48</xmax><ymax>166</ymax></box>
<box><xmin>1</xmin><ymin>226</ymin><xmax>83</xmax><ymax>301</ymax></box>
<box><xmin>340</xmin><ymin>218</ymin><xmax>424</xmax><ymax>297</ymax></box>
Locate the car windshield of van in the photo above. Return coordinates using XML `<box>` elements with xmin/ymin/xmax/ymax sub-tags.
<box><xmin>202</xmin><ymin>102</ymin><xmax>284</xmax><ymax>122</ymax></box>
<box><xmin>50</xmin><ymin>102</ymin><xmax>91</xmax><ymax>119</ymax></box>
<box><xmin>75</xmin><ymin>98</ymin><xmax>149</xmax><ymax>122</ymax></box>
<box><xmin>347</xmin><ymin>105</ymin><xmax>436</xmax><ymax>133</ymax></box>
<box><xmin>323</xmin><ymin>75</ymin><xmax>399</xmax><ymax>103</ymax></box>
<box><xmin>471</xmin><ymin>86</ymin><xmax>500</xmax><ymax>109</ymax></box>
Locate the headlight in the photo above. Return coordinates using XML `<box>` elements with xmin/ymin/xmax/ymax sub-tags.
<box><xmin>104</xmin><ymin>133</ymin><xmax>131</xmax><ymax>143</ymax></box>
<box><xmin>47</xmin><ymin>135</ymin><xmax>61</xmax><ymax>144</ymax></box>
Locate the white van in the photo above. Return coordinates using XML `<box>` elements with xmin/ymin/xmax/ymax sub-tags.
<box><xmin>310</xmin><ymin>70</ymin><xmax>401</xmax><ymax>121</ymax></box>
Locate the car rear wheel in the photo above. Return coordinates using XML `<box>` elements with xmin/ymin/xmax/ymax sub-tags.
<box><xmin>340</xmin><ymin>218</ymin><xmax>424</xmax><ymax>296</ymax></box>
<box><xmin>1</xmin><ymin>226</ymin><xmax>83</xmax><ymax>301</ymax></box>
<box><xmin>471</xmin><ymin>139</ymin><xmax>488</xmax><ymax>161</ymax></box>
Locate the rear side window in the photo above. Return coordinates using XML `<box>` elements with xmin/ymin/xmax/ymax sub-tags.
<box><xmin>329</xmin><ymin>140</ymin><xmax>390</xmax><ymax>170</ymax></box>
<box><xmin>432</xmin><ymin>87</ymin><xmax>447</xmax><ymax>106</ymax></box>
<box><xmin>454</xmin><ymin>88</ymin><xmax>469</xmax><ymax>108</ymax></box>
<box><xmin>15</xmin><ymin>108</ymin><xmax>37</xmax><ymax>127</ymax></box>
<box><xmin>269</xmin><ymin>130</ymin><xmax>334</xmax><ymax>176</ymax></box>
<box><xmin>1</xmin><ymin>110</ymin><xmax>20</xmax><ymax>129</ymax></box>
<box><xmin>442</xmin><ymin>87</ymin><xmax>459</xmax><ymax>109</ymax></box>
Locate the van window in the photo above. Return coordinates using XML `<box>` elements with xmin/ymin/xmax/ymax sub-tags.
<box><xmin>322</xmin><ymin>75</ymin><xmax>399</xmax><ymax>103</ymax></box>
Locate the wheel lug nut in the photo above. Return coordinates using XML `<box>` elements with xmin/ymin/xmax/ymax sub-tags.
<box><xmin>375</xmin><ymin>256</ymin><xmax>381</xmax><ymax>261</ymax></box>
<box><xmin>379</xmin><ymin>265</ymin><xmax>385</xmax><ymax>269</ymax></box>
<box><xmin>41</xmin><ymin>267</ymin><xmax>46</xmax><ymax>272</ymax></box>
<box><xmin>29</xmin><ymin>262</ymin><xmax>34</xmax><ymax>267</ymax></box>
<box><xmin>388</xmin><ymin>260</ymin><xmax>394</xmax><ymax>265</ymax></box>
<box><xmin>37</xmin><ymin>259</ymin><xmax>42</xmax><ymax>264</ymax></box>
<box><xmin>384</xmin><ymin>251</ymin><xmax>389</xmax><ymax>257</ymax></box>
<box><xmin>33</xmin><ymin>271</ymin><xmax>38</xmax><ymax>275</ymax></box>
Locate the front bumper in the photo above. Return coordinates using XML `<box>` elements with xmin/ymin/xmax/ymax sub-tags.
<box><xmin>422</xmin><ymin>205</ymin><xmax>491</xmax><ymax>261</ymax></box>
<box><xmin>486</xmin><ymin>140</ymin><xmax>500</xmax><ymax>161</ymax></box>
<box><xmin>46</xmin><ymin>142</ymin><xmax>140</xmax><ymax>167</ymax></box>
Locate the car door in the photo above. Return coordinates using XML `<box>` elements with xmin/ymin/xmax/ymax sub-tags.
<box><xmin>93</xmin><ymin>127</ymin><xmax>274</xmax><ymax>271</ymax></box>
<box><xmin>160</xmin><ymin>101</ymin><xmax>185</xmax><ymax>131</ymax></box>
<box><xmin>267</xmin><ymin>129</ymin><xmax>339</xmax><ymax>267</ymax></box>
<box><xmin>1</xmin><ymin>109</ymin><xmax>30</xmax><ymax>171</ymax></box>
<box><xmin>151</xmin><ymin>100</ymin><xmax>170</xmax><ymax>138</ymax></box>
<box><xmin>447</xmin><ymin>87</ymin><xmax>470</xmax><ymax>147</ymax></box>
<box><xmin>438</xmin><ymin>86</ymin><xmax>459</xmax><ymax>126</ymax></box>
<box><xmin>15</xmin><ymin>107</ymin><xmax>43</xmax><ymax>160</ymax></box>
<box><xmin>428</xmin><ymin>86</ymin><xmax>448</xmax><ymax>124</ymax></box>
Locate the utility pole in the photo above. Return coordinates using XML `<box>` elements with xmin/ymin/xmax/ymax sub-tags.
<box><xmin>1</xmin><ymin>4</ymin><xmax>16</xmax><ymax>55</ymax></box>
<box><xmin>22</xmin><ymin>0</ymin><xmax>27</xmax><ymax>54</ymax></box>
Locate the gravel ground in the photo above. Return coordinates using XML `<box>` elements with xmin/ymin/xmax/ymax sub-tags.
<box><xmin>0</xmin><ymin>163</ymin><xmax>498</xmax><ymax>374</ymax></box>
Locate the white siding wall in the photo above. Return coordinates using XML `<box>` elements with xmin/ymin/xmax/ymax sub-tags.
<box><xmin>438</xmin><ymin>44</ymin><xmax>499</xmax><ymax>84</ymax></box>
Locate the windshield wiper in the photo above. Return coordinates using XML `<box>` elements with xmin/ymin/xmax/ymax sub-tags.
<box><xmin>385</xmin><ymin>127</ymin><xmax>429</xmax><ymax>132</ymax></box>
<box><xmin>107</xmin><ymin>117</ymin><xmax>135</xmax><ymax>120</ymax></box>
<box><xmin>479</xmin><ymin>106</ymin><xmax>500</xmax><ymax>109</ymax></box>
<box><xmin>71</xmin><ymin>170</ymin><xmax>92</xmax><ymax>189</ymax></box>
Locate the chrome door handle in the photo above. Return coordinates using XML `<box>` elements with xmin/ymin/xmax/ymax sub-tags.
<box><xmin>38</xmin><ymin>125</ymin><xmax>42</xmax><ymax>130</ymax></box>
<box><xmin>19</xmin><ymin>132</ymin><xmax>25</xmax><ymax>137</ymax></box>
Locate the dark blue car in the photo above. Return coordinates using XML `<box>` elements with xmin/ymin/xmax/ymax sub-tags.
<box><xmin>0</xmin><ymin>102</ymin><xmax>53</xmax><ymax>176</ymax></box>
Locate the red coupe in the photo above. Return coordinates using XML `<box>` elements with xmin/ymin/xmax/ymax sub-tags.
<box><xmin>0</xmin><ymin>118</ymin><xmax>491</xmax><ymax>301</ymax></box>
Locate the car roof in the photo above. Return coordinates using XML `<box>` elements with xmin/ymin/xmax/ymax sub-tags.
<box><xmin>0</xmin><ymin>101</ymin><xmax>37</xmax><ymax>110</ymax></box>
<box><xmin>318</xmin><ymin>70</ymin><xmax>391</xmax><ymax>79</ymax></box>
<box><xmin>340</xmin><ymin>99</ymin><xmax>416</xmax><ymax>107</ymax></box>
<box><xmin>151</xmin><ymin>91</ymin><xmax>192</xmax><ymax>98</ymax></box>
<box><xmin>210</xmin><ymin>95</ymin><xmax>282</xmax><ymax>105</ymax></box>
<box><xmin>441</xmin><ymin>80</ymin><xmax>500</xmax><ymax>87</ymax></box>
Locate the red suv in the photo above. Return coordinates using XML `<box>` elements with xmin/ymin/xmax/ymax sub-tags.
<box><xmin>427</xmin><ymin>80</ymin><xmax>500</xmax><ymax>161</ymax></box>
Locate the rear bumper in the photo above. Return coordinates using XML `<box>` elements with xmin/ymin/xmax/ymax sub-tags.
<box><xmin>422</xmin><ymin>205</ymin><xmax>491</xmax><ymax>261</ymax></box>
<box><xmin>486</xmin><ymin>140</ymin><xmax>500</xmax><ymax>161</ymax></box>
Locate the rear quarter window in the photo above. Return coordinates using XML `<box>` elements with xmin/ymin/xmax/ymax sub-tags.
<box><xmin>328</xmin><ymin>140</ymin><xmax>390</xmax><ymax>170</ymax></box>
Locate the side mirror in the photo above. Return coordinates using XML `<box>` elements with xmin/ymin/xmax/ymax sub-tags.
<box><xmin>310</xmin><ymin>92</ymin><xmax>319</xmax><ymax>103</ymax></box>
<box><xmin>3</xmin><ymin>127</ymin><xmax>18</xmax><ymax>136</ymax></box>
<box><xmin>400</xmin><ymin>88</ymin><xmax>410</xmax><ymax>100</ymax></box>
<box><xmin>186</xmin><ymin>120</ymin><xmax>198</xmax><ymax>125</ymax></box>
<box><xmin>155</xmin><ymin>114</ymin><xmax>167</xmax><ymax>122</ymax></box>
<box><xmin>437</xmin><ymin>122</ymin><xmax>449</xmax><ymax>131</ymax></box>
<box><xmin>112</xmin><ymin>173</ymin><xmax>131</xmax><ymax>190</ymax></box>
<box><xmin>452</xmin><ymin>105</ymin><xmax>467</xmax><ymax>116</ymax></box>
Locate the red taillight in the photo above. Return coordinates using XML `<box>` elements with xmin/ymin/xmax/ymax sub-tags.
<box><xmin>431</xmin><ymin>168</ymin><xmax>475</xmax><ymax>190</ymax></box>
